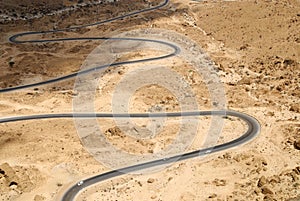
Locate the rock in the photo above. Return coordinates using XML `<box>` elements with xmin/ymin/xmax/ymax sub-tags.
<box><xmin>34</xmin><ymin>195</ymin><xmax>46</xmax><ymax>201</ymax></box>
<box><xmin>9</xmin><ymin>181</ymin><xmax>18</xmax><ymax>187</ymax></box>
<box><xmin>287</xmin><ymin>195</ymin><xmax>300</xmax><ymax>201</ymax></box>
<box><xmin>238</xmin><ymin>77</ymin><xmax>251</xmax><ymax>85</ymax></box>
<box><xmin>208</xmin><ymin>194</ymin><xmax>217</xmax><ymax>198</ymax></box>
<box><xmin>294</xmin><ymin>140</ymin><xmax>300</xmax><ymax>150</ymax></box>
<box><xmin>283</xmin><ymin>58</ymin><xmax>295</xmax><ymax>66</ymax></box>
<box><xmin>9</xmin><ymin>184</ymin><xmax>17</xmax><ymax>190</ymax></box>
<box><xmin>137</xmin><ymin>181</ymin><xmax>142</xmax><ymax>187</ymax></box>
<box><xmin>239</xmin><ymin>44</ymin><xmax>249</xmax><ymax>50</ymax></box>
<box><xmin>106</xmin><ymin>127</ymin><xmax>124</xmax><ymax>138</ymax></box>
<box><xmin>269</xmin><ymin>175</ymin><xmax>280</xmax><ymax>184</ymax></box>
<box><xmin>213</xmin><ymin>179</ymin><xmax>226</xmax><ymax>186</ymax></box>
<box><xmin>147</xmin><ymin>178</ymin><xmax>155</xmax><ymax>183</ymax></box>
<box><xmin>258</xmin><ymin>176</ymin><xmax>268</xmax><ymax>187</ymax></box>
<box><xmin>8</xmin><ymin>60</ymin><xmax>15</xmax><ymax>68</ymax></box>
<box><xmin>290</xmin><ymin>172</ymin><xmax>299</xmax><ymax>182</ymax></box>
<box><xmin>254</xmin><ymin>187</ymin><xmax>261</xmax><ymax>195</ymax></box>
<box><xmin>147</xmin><ymin>149</ymin><xmax>154</xmax><ymax>153</ymax></box>
<box><xmin>290</xmin><ymin>104</ymin><xmax>300</xmax><ymax>113</ymax></box>
<box><xmin>263</xmin><ymin>195</ymin><xmax>275</xmax><ymax>201</ymax></box>
<box><xmin>0</xmin><ymin>163</ymin><xmax>19</xmax><ymax>186</ymax></box>
<box><xmin>276</xmin><ymin>85</ymin><xmax>283</xmax><ymax>92</ymax></box>
<box><xmin>262</xmin><ymin>160</ymin><xmax>268</xmax><ymax>166</ymax></box>
<box><xmin>261</xmin><ymin>186</ymin><xmax>274</xmax><ymax>195</ymax></box>
<box><xmin>294</xmin><ymin>166</ymin><xmax>300</xmax><ymax>175</ymax></box>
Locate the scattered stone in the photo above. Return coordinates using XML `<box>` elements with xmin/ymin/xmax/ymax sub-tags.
<box><xmin>289</xmin><ymin>172</ymin><xmax>299</xmax><ymax>182</ymax></box>
<box><xmin>254</xmin><ymin>187</ymin><xmax>261</xmax><ymax>195</ymax></box>
<box><xmin>287</xmin><ymin>195</ymin><xmax>300</xmax><ymax>201</ymax></box>
<box><xmin>294</xmin><ymin>167</ymin><xmax>300</xmax><ymax>175</ymax></box>
<box><xmin>8</xmin><ymin>60</ymin><xmax>15</xmax><ymax>68</ymax></box>
<box><xmin>106</xmin><ymin>127</ymin><xmax>125</xmax><ymax>138</ymax></box>
<box><xmin>60</xmin><ymin>90</ymin><xmax>78</xmax><ymax>97</ymax></box>
<box><xmin>56</xmin><ymin>183</ymin><xmax>63</xmax><ymax>187</ymax></box>
<box><xmin>150</xmin><ymin>195</ymin><xmax>157</xmax><ymax>199</ymax></box>
<box><xmin>266</xmin><ymin>111</ymin><xmax>274</xmax><ymax>116</ymax></box>
<box><xmin>276</xmin><ymin>85</ymin><xmax>283</xmax><ymax>92</ymax></box>
<box><xmin>283</xmin><ymin>58</ymin><xmax>295</xmax><ymax>66</ymax></box>
<box><xmin>9</xmin><ymin>184</ymin><xmax>18</xmax><ymax>190</ymax></box>
<box><xmin>256</xmin><ymin>167</ymin><xmax>262</xmax><ymax>174</ymax></box>
<box><xmin>262</xmin><ymin>160</ymin><xmax>268</xmax><ymax>166</ymax></box>
<box><xmin>263</xmin><ymin>195</ymin><xmax>275</xmax><ymax>201</ymax></box>
<box><xmin>238</xmin><ymin>77</ymin><xmax>251</xmax><ymax>85</ymax></box>
<box><xmin>223</xmin><ymin>153</ymin><xmax>232</xmax><ymax>159</ymax></box>
<box><xmin>0</xmin><ymin>163</ymin><xmax>19</xmax><ymax>186</ymax></box>
<box><xmin>147</xmin><ymin>178</ymin><xmax>155</xmax><ymax>183</ymax></box>
<box><xmin>290</xmin><ymin>104</ymin><xmax>300</xmax><ymax>113</ymax></box>
<box><xmin>213</xmin><ymin>179</ymin><xmax>226</xmax><ymax>186</ymax></box>
<box><xmin>258</xmin><ymin>176</ymin><xmax>267</xmax><ymax>187</ymax></box>
<box><xmin>208</xmin><ymin>193</ymin><xmax>217</xmax><ymax>198</ymax></box>
<box><xmin>294</xmin><ymin>140</ymin><xmax>300</xmax><ymax>150</ymax></box>
<box><xmin>261</xmin><ymin>186</ymin><xmax>274</xmax><ymax>195</ymax></box>
<box><xmin>34</xmin><ymin>195</ymin><xmax>46</xmax><ymax>201</ymax></box>
<box><xmin>148</xmin><ymin>149</ymin><xmax>154</xmax><ymax>154</ymax></box>
<box><xmin>239</xmin><ymin>44</ymin><xmax>249</xmax><ymax>50</ymax></box>
<box><xmin>9</xmin><ymin>181</ymin><xmax>18</xmax><ymax>187</ymax></box>
<box><xmin>269</xmin><ymin>175</ymin><xmax>280</xmax><ymax>184</ymax></box>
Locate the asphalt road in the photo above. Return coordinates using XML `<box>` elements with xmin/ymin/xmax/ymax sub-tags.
<box><xmin>1</xmin><ymin>0</ymin><xmax>261</xmax><ymax>200</ymax></box>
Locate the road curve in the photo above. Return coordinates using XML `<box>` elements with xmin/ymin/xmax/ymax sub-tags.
<box><xmin>0</xmin><ymin>111</ymin><xmax>260</xmax><ymax>200</ymax></box>
<box><xmin>1</xmin><ymin>0</ymin><xmax>261</xmax><ymax>200</ymax></box>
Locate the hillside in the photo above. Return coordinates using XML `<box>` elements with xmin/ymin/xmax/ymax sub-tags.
<box><xmin>0</xmin><ymin>0</ymin><xmax>299</xmax><ymax>200</ymax></box>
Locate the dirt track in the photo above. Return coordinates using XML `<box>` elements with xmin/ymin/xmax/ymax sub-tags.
<box><xmin>0</xmin><ymin>0</ymin><xmax>299</xmax><ymax>200</ymax></box>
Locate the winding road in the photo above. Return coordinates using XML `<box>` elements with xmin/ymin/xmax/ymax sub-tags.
<box><xmin>0</xmin><ymin>0</ymin><xmax>261</xmax><ymax>200</ymax></box>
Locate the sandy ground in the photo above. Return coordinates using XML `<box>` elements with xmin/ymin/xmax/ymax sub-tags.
<box><xmin>0</xmin><ymin>0</ymin><xmax>299</xmax><ymax>200</ymax></box>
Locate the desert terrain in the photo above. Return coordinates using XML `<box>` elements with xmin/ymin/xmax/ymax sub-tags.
<box><xmin>0</xmin><ymin>0</ymin><xmax>299</xmax><ymax>201</ymax></box>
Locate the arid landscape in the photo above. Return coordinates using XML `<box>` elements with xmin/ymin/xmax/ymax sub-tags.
<box><xmin>0</xmin><ymin>0</ymin><xmax>299</xmax><ymax>200</ymax></box>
